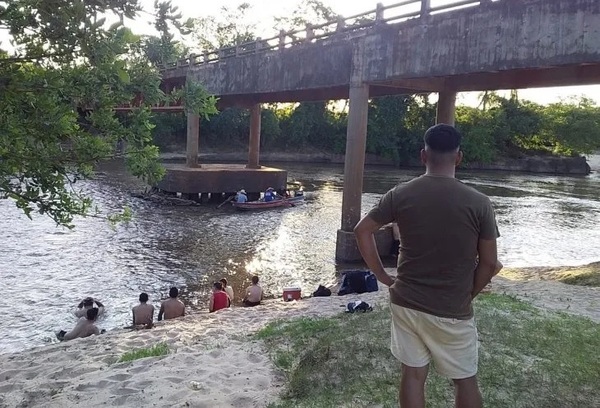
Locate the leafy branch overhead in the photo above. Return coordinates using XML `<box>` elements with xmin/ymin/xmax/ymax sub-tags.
<box><xmin>0</xmin><ymin>0</ymin><xmax>217</xmax><ymax>227</ymax></box>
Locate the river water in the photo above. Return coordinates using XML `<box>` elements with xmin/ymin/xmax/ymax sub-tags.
<box><xmin>1</xmin><ymin>159</ymin><xmax>599</xmax><ymax>354</ymax></box>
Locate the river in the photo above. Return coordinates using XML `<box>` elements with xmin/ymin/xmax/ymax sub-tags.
<box><xmin>1</xmin><ymin>159</ymin><xmax>599</xmax><ymax>354</ymax></box>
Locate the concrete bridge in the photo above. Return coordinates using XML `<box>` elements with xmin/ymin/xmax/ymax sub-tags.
<box><xmin>155</xmin><ymin>0</ymin><xmax>600</xmax><ymax>261</ymax></box>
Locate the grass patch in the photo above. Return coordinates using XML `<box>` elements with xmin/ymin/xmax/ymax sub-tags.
<box><xmin>556</xmin><ymin>264</ymin><xmax>600</xmax><ymax>287</ymax></box>
<box><xmin>257</xmin><ymin>294</ymin><xmax>600</xmax><ymax>408</ymax></box>
<box><xmin>118</xmin><ymin>342</ymin><xmax>169</xmax><ymax>363</ymax></box>
<box><xmin>502</xmin><ymin>262</ymin><xmax>600</xmax><ymax>287</ymax></box>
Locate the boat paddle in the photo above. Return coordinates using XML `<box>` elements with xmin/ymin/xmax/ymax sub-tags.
<box><xmin>217</xmin><ymin>195</ymin><xmax>235</xmax><ymax>209</ymax></box>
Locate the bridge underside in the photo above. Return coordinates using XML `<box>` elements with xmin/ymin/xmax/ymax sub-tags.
<box><xmin>157</xmin><ymin>64</ymin><xmax>600</xmax><ymax>110</ymax></box>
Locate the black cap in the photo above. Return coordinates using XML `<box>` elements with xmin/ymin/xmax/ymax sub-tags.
<box><xmin>424</xmin><ymin>124</ymin><xmax>461</xmax><ymax>152</ymax></box>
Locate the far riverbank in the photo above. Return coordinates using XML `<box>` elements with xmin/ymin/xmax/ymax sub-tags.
<box><xmin>160</xmin><ymin>150</ymin><xmax>593</xmax><ymax>175</ymax></box>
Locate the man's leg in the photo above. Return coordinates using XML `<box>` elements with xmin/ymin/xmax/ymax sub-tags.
<box><xmin>399</xmin><ymin>363</ymin><xmax>429</xmax><ymax>408</ymax></box>
<box><xmin>453</xmin><ymin>375</ymin><xmax>482</xmax><ymax>408</ymax></box>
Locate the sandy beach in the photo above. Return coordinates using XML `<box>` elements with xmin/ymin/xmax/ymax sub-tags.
<box><xmin>0</xmin><ymin>290</ymin><xmax>387</xmax><ymax>408</ymax></box>
<box><xmin>0</xmin><ymin>268</ymin><xmax>597</xmax><ymax>408</ymax></box>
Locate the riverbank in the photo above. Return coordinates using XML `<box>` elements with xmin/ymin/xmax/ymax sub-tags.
<box><xmin>1</xmin><ymin>264</ymin><xmax>598</xmax><ymax>407</ymax></box>
<box><xmin>159</xmin><ymin>150</ymin><xmax>592</xmax><ymax>175</ymax></box>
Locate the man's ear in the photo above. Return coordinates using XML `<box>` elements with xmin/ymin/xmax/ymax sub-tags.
<box><xmin>420</xmin><ymin>149</ymin><xmax>427</xmax><ymax>165</ymax></box>
<box><xmin>455</xmin><ymin>150</ymin><xmax>464</xmax><ymax>167</ymax></box>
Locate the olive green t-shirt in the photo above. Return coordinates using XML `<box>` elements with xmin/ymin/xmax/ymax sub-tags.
<box><xmin>368</xmin><ymin>175</ymin><xmax>500</xmax><ymax>319</ymax></box>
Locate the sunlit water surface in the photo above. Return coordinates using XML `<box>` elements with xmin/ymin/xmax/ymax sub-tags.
<box><xmin>1</xmin><ymin>159</ymin><xmax>599</xmax><ymax>353</ymax></box>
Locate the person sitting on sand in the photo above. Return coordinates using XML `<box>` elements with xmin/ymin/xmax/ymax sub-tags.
<box><xmin>209</xmin><ymin>282</ymin><xmax>231</xmax><ymax>313</ymax></box>
<box><xmin>243</xmin><ymin>275</ymin><xmax>263</xmax><ymax>307</ymax></box>
<box><xmin>158</xmin><ymin>287</ymin><xmax>186</xmax><ymax>321</ymax></box>
<box><xmin>132</xmin><ymin>292</ymin><xmax>154</xmax><ymax>329</ymax></box>
<box><xmin>75</xmin><ymin>297</ymin><xmax>104</xmax><ymax>318</ymax></box>
<box><xmin>236</xmin><ymin>189</ymin><xmax>248</xmax><ymax>203</ymax></box>
<box><xmin>220</xmin><ymin>278</ymin><xmax>234</xmax><ymax>301</ymax></box>
<box><xmin>57</xmin><ymin>307</ymin><xmax>101</xmax><ymax>341</ymax></box>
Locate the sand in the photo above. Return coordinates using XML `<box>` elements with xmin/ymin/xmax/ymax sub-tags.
<box><xmin>0</xmin><ymin>291</ymin><xmax>387</xmax><ymax>408</ymax></box>
<box><xmin>1</xmin><ymin>267</ymin><xmax>598</xmax><ymax>408</ymax></box>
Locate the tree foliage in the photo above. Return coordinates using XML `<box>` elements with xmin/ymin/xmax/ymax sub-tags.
<box><xmin>0</xmin><ymin>0</ymin><xmax>216</xmax><ymax>226</ymax></box>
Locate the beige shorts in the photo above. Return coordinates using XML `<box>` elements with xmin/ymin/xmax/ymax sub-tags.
<box><xmin>390</xmin><ymin>303</ymin><xmax>478</xmax><ymax>379</ymax></box>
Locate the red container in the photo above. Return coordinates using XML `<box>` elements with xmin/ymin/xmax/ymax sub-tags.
<box><xmin>282</xmin><ymin>287</ymin><xmax>302</xmax><ymax>301</ymax></box>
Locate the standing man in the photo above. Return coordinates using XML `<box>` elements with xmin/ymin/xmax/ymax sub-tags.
<box><xmin>354</xmin><ymin>124</ymin><xmax>502</xmax><ymax>408</ymax></box>
<box><xmin>158</xmin><ymin>287</ymin><xmax>186</xmax><ymax>321</ymax></box>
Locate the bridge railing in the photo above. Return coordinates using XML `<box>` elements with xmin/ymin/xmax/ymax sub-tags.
<box><xmin>160</xmin><ymin>0</ymin><xmax>497</xmax><ymax>72</ymax></box>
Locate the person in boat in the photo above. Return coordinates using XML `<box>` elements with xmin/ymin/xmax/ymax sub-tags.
<box><xmin>263</xmin><ymin>187</ymin><xmax>276</xmax><ymax>202</ymax></box>
<box><xmin>236</xmin><ymin>189</ymin><xmax>248</xmax><ymax>203</ymax></box>
<box><xmin>57</xmin><ymin>307</ymin><xmax>101</xmax><ymax>341</ymax></box>
<box><xmin>209</xmin><ymin>282</ymin><xmax>231</xmax><ymax>312</ymax></box>
<box><xmin>243</xmin><ymin>275</ymin><xmax>263</xmax><ymax>307</ymax></box>
<box><xmin>75</xmin><ymin>297</ymin><xmax>104</xmax><ymax>318</ymax></box>
<box><xmin>220</xmin><ymin>278</ymin><xmax>234</xmax><ymax>301</ymax></box>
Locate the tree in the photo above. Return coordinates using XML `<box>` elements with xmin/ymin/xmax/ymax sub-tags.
<box><xmin>0</xmin><ymin>0</ymin><xmax>217</xmax><ymax>226</ymax></box>
<box><xmin>274</xmin><ymin>0</ymin><xmax>337</xmax><ymax>33</ymax></box>
<box><xmin>143</xmin><ymin>1</ymin><xmax>190</xmax><ymax>67</ymax></box>
<box><xmin>191</xmin><ymin>3</ymin><xmax>257</xmax><ymax>51</ymax></box>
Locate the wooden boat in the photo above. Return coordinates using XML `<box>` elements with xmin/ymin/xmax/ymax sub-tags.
<box><xmin>232</xmin><ymin>194</ymin><xmax>305</xmax><ymax>211</ymax></box>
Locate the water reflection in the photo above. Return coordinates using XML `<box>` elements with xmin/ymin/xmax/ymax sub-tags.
<box><xmin>0</xmin><ymin>159</ymin><xmax>599</xmax><ymax>353</ymax></box>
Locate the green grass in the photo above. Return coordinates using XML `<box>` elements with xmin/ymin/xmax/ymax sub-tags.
<box><xmin>118</xmin><ymin>342</ymin><xmax>170</xmax><ymax>363</ymax></box>
<box><xmin>556</xmin><ymin>264</ymin><xmax>600</xmax><ymax>287</ymax></box>
<box><xmin>257</xmin><ymin>294</ymin><xmax>600</xmax><ymax>408</ymax></box>
<box><xmin>502</xmin><ymin>262</ymin><xmax>600</xmax><ymax>287</ymax></box>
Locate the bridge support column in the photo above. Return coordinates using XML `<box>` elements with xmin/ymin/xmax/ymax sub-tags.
<box><xmin>436</xmin><ymin>91</ymin><xmax>457</xmax><ymax>126</ymax></box>
<box><xmin>336</xmin><ymin>84</ymin><xmax>369</xmax><ymax>262</ymax></box>
<box><xmin>247</xmin><ymin>104</ymin><xmax>261</xmax><ymax>169</ymax></box>
<box><xmin>186</xmin><ymin>113</ymin><xmax>200</xmax><ymax>168</ymax></box>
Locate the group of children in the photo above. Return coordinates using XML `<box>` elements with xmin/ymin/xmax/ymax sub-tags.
<box><xmin>56</xmin><ymin>276</ymin><xmax>264</xmax><ymax>342</ymax></box>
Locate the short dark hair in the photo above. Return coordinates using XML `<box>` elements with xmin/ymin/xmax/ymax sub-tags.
<box><xmin>214</xmin><ymin>282</ymin><xmax>223</xmax><ymax>290</ymax></box>
<box><xmin>424</xmin><ymin>124</ymin><xmax>461</xmax><ymax>152</ymax></box>
<box><xmin>251</xmin><ymin>275</ymin><xmax>259</xmax><ymax>284</ymax></box>
<box><xmin>219</xmin><ymin>278</ymin><xmax>228</xmax><ymax>287</ymax></box>
<box><xmin>139</xmin><ymin>293</ymin><xmax>149</xmax><ymax>303</ymax></box>
<box><xmin>83</xmin><ymin>297</ymin><xmax>94</xmax><ymax>307</ymax></box>
<box><xmin>87</xmin><ymin>307</ymin><xmax>99</xmax><ymax>320</ymax></box>
<box><xmin>169</xmin><ymin>287</ymin><xmax>179</xmax><ymax>298</ymax></box>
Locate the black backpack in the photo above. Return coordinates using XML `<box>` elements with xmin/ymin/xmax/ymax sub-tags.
<box><xmin>313</xmin><ymin>285</ymin><xmax>332</xmax><ymax>297</ymax></box>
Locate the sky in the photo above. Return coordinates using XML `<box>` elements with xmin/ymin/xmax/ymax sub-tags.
<box><xmin>132</xmin><ymin>0</ymin><xmax>600</xmax><ymax>106</ymax></box>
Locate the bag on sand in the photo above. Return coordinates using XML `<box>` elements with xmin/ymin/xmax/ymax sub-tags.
<box><xmin>338</xmin><ymin>270</ymin><xmax>379</xmax><ymax>296</ymax></box>
<box><xmin>346</xmin><ymin>301</ymin><xmax>373</xmax><ymax>313</ymax></box>
<box><xmin>312</xmin><ymin>284</ymin><xmax>332</xmax><ymax>297</ymax></box>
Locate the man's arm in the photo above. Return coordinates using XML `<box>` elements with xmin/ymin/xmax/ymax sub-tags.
<box><xmin>209</xmin><ymin>295</ymin><xmax>215</xmax><ymax>313</ymax></box>
<box><xmin>472</xmin><ymin>239</ymin><xmax>501</xmax><ymax>298</ymax></box>
<box><xmin>132</xmin><ymin>310</ymin><xmax>136</xmax><ymax>325</ymax></box>
<box><xmin>94</xmin><ymin>299</ymin><xmax>104</xmax><ymax>308</ymax></box>
<box><xmin>354</xmin><ymin>215</ymin><xmax>395</xmax><ymax>287</ymax></box>
<box><xmin>158</xmin><ymin>304</ymin><xmax>164</xmax><ymax>321</ymax></box>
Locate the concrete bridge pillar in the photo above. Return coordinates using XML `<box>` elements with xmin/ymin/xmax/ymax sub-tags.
<box><xmin>247</xmin><ymin>104</ymin><xmax>261</xmax><ymax>169</ymax></box>
<box><xmin>336</xmin><ymin>84</ymin><xmax>369</xmax><ymax>261</ymax></box>
<box><xmin>436</xmin><ymin>90</ymin><xmax>457</xmax><ymax>126</ymax></box>
<box><xmin>186</xmin><ymin>113</ymin><xmax>200</xmax><ymax>168</ymax></box>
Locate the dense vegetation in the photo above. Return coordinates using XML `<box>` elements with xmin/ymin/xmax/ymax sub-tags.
<box><xmin>0</xmin><ymin>0</ymin><xmax>216</xmax><ymax>226</ymax></box>
<box><xmin>151</xmin><ymin>93</ymin><xmax>600</xmax><ymax>165</ymax></box>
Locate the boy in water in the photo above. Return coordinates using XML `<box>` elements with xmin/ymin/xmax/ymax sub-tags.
<box><xmin>243</xmin><ymin>276</ymin><xmax>263</xmax><ymax>307</ymax></box>
<box><xmin>74</xmin><ymin>297</ymin><xmax>104</xmax><ymax>318</ymax></box>
<box><xmin>57</xmin><ymin>307</ymin><xmax>101</xmax><ymax>341</ymax></box>
<box><xmin>158</xmin><ymin>287</ymin><xmax>185</xmax><ymax>321</ymax></box>
<box><xmin>132</xmin><ymin>292</ymin><xmax>154</xmax><ymax>329</ymax></box>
